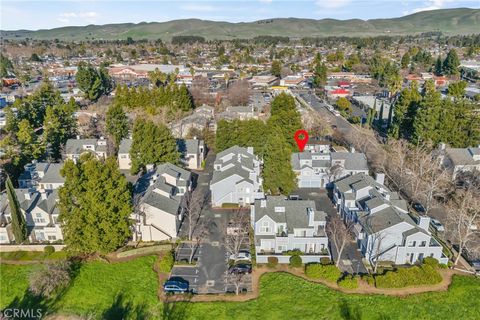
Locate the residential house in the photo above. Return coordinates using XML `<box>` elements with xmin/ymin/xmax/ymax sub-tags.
<box><xmin>333</xmin><ymin>173</ymin><xmax>448</xmax><ymax>265</ymax></box>
<box><xmin>18</xmin><ymin>162</ymin><xmax>64</xmax><ymax>190</ymax></box>
<box><xmin>0</xmin><ymin>189</ymin><xmax>63</xmax><ymax>244</ymax></box>
<box><xmin>133</xmin><ymin>163</ymin><xmax>193</xmax><ymax>242</ymax></box>
<box><xmin>118</xmin><ymin>138</ymin><xmax>133</xmax><ymax>171</ymax></box>
<box><xmin>64</xmin><ymin>137</ymin><xmax>108</xmax><ymax>161</ymax></box>
<box><xmin>291</xmin><ymin>149</ymin><xmax>369</xmax><ymax>188</ymax></box>
<box><xmin>438</xmin><ymin>144</ymin><xmax>480</xmax><ymax>178</ymax></box>
<box><xmin>210</xmin><ymin>146</ymin><xmax>264</xmax><ymax>207</ymax></box>
<box><xmin>217</xmin><ymin>105</ymin><xmax>256</xmax><ymax>121</ymax></box>
<box><xmin>177</xmin><ymin>138</ymin><xmax>206</xmax><ymax>170</ymax></box>
<box><xmin>170</xmin><ymin>107</ymin><xmax>215</xmax><ymax>138</ymax></box>
<box><xmin>252</xmin><ymin>196</ymin><xmax>330</xmax><ymax>264</ymax></box>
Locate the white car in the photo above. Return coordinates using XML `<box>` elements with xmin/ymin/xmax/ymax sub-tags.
<box><xmin>229</xmin><ymin>251</ymin><xmax>252</xmax><ymax>262</ymax></box>
<box><xmin>430</xmin><ymin>218</ymin><xmax>445</xmax><ymax>232</ymax></box>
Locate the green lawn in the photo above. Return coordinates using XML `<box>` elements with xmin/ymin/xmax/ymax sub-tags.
<box><xmin>0</xmin><ymin>250</ymin><xmax>67</xmax><ymax>261</ymax></box>
<box><xmin>2</xmin><ymin>257</ymin><xmax>480</xmax><ymax>319</ymax></box>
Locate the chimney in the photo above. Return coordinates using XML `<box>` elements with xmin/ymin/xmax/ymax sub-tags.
<box><xmin>375</xmin><ymin>173</ymin><xmax>385</xmax><ymax>186</ymax></box>
<box><xmin>350</xmin><ymin>146</ymin><xmax>355</xmax><ymax>153</ymax></box>
<box><xmin>24</xmin><ymin>191</ymin><xmax>31</xmax><ymax>200</ymax></box>
<box><xmin>418</xmin><ymin>216</ymin><xmax>431</xmax><ymax>233</ymax></box>
<box><xmin>40</xmin><ymin>191</ymin><xmax>48</xmax><ymax>200</ymax></box>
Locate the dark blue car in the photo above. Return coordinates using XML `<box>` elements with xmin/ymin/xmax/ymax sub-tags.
<box><xmin>163</xmin><ymin>278</ymin><xmax>189</xmax><ymax>294</ymax></box>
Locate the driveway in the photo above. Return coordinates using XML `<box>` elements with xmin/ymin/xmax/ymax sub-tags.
<box><xmin>291</xmin><ymin>188</ymin><xmax>368</xmax><ymax>274</ymax></box>
<box><xmin>174</xmin><ymin>151</ymin><xmax>253</xmax><ymax>293</ymax></box>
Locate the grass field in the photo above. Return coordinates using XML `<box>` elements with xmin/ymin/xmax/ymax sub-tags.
<box><xmin>1</xmin><ymin>257</ymin><xmax>480</xmax><ymax>319</ymax></box>
<box><xmin>0</xmin><ymin>250</ymin><xmax>67</xmax><ymax>261</ymax></box>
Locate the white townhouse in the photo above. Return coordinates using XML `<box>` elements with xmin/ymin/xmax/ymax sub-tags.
<box><xmin>177</xmin><ymin>138</ymin><xmax>206</xmax><ymax>170</ymax></box>
<box><xmin>291</xmin><ymin>148</ymin><xmax>369</xmax><ymax>188</ymax></box>
<box><xmin>0</xmin><ymin>189</ymin><xmax>63</xmax><ymax>244</ymax></box>
<box><xmin>133</xmin><ymin>163</ymin><xmax>193</xmax><ymax>242</ymax></box>
<box><xmin>438</xmin><ymin>144</ymin><xmax>480</xmax><ymax>178</ymax></box>
<box><xmin>65</xmin><ymin>137</ymin><xmax>108</xmax><ymax>161</ymax></box>
<box><xmin>333</xmin><ymin>173</ymin><xmax>448</xmax><ymax>266</ymax></box>
<box><xmin>252</xmin><ymin>196</ymin><xmax>330</xmax><ymax>264</ymax></box>
<box><xmin>118</xmin><ymin>138</ymin><xmax>133</xmax><ymax>171</ymax></box>
<box><xmin>210</xmin><ymin>146</ymin><xmax>264</xmax><ymax>207</ymax></box>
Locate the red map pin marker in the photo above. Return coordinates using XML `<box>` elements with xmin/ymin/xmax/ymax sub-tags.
<box><xmin>294</xmin><ymin>130</ymin><xmax>309</xmax><ymax>152</ymax></box>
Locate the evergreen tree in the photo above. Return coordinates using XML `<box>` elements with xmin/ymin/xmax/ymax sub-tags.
<box><xmin>106</xmin><ymin>103</ymin><xmax>129</xmax><ymax>147</ymax></box>
<box><xmin>267</xmin><ymin>93</ymin><xmax>302</xmax><ymax>151</ymax></box>
<box><xmin>388</xmin><ymin>81</ymin><xmax>421</xmax><ymax>139</ymax></box>
<box><xmin>271</xmin><ymin>60</ymin><xmax>282</xmax><ymax>77</ymax></box>
<box><xmin>412</xmin><ymin>80</ymin><xmax>442</xmax><ymax>145</ymax></box>
<box><xmin>313</xmin><ymin>54</ymin><xmax>327</xmax><ymax>88</ymax></box>
<box><xmin>59</xmin><ymin>155</ymin><xmax>132</xmax><ymax>254</ymax></box>
<box><xmin>130</xmin><ymin>119</ymin><xmax>180</xmax><ymax>174</ymax></box>
<box><xmin>6</xmin><ymin>176</ymin><xmax>27</xmax><ymax>244</ymax></box>
<box><xmin>443</xmin><ymin>49</ymin><xmax>460</xmax><ymax>77</ymax></box>
<box><xmin>262</xmin><ymin>133</ymin><xmax>296</xmax><ymax>195</ymax></box>
<box><xmin>435</xmin><ymin>56</ymin><xmax>443</xmax><ymax>76</ymax></box>
<box><xmin>17</xmin><ymin>119</ymin><xmax>44</xmax><ymax>160</ymax></box>
<box><xmin>401</xmin><ymin>52</ymin><xmax>410</xmax><ymax>69</ymax></box>
<box><xmin>447</xmin><ymin>81</ymin><xmax>467</xmax><ymax>99</ymax></box>
<box><xmin>43</xmin><ymin>101</ymin><xmax>77</xmax><ymax>160</ymax></box>
<box><xmin>76</xmin><ymin>64</ymin><xmax>113</xmax><ymax>101</ymax></box>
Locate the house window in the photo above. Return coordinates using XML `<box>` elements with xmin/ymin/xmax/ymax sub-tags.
<box><xmin>277</xmin><ymin>245</ymin><xmax>287</xmax><ymax>252</ymax></box>
<box><xmin>274</xmin><ymin>206</ymin><xmax>285</xmax><ymax>213</ymax></box>
<box><xmin>420</xmin><ymin>241</ymin><xmax>427</xmax><ymax>247</ymax></box>
<box><xmin>120</xmin><ymin>155</ymin><xmax>127</xmax><ymax>159</ymax></box>
<box><xmin>260</xmin><ymin>221</ymin><xmax>271</xmax><ymax>233</ymax></box>
<box><xmin>48</xmin><ymin>236</ymin><xmax>56</xmax><ymax>241</ymax></box>
<box><xmin>408</xmin><ymin>241</ymin><xmax>416</xmax><ymax>247</ymax></box>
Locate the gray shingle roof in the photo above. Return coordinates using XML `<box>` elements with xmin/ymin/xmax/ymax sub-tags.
<box><xmin>40</xmin><ymin>163</ymin><xmax>65</xmax><ymax>184</ymax></box>
<box><xmin>445</xmin><ymin>148</ymin><xmax>480</xmax><ymax>166</ymax></box>
<box><xmin>118</xmin><ymin>138</ymin><xmax>132</xmax><ymax>154</ymax></box>
<box><xmin>254</xmin><ymin>196</ymin><xmax>326</xmax><ymax>232</ymax></box>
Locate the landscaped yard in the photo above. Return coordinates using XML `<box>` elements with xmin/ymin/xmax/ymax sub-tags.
<box><xmin>0</xmin><ymin>250</ymin><xmax>68</xmax><ymax>261</ymax></box>
<box><xmin>1</xmin><ymin>256</ymin><xmax>480</xmax><ymax>319</ymax></box>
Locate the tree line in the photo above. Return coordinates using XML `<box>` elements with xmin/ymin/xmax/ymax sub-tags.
<box><xmin>388</xmin><ymin>80</ymin><xmax>480</xmax><ymax>148</ymax></box>
<box><xmin>216</xmin><ymin>92</ymin><xmax>301</xmax><ymax>195</ymax></box>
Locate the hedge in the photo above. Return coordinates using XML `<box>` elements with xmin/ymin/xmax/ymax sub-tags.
<box><xmin>374</xmin><ymin>264</ymin><xmax>442</xmax><ymax>288</ymax></box>
<box><xmin>305</xmin><ymin>263</ymin><xmax>342</xmax><ymax>282</ymax></box>
<box><xmin>338</xmin><ymin>276</ymin><xmax>359</xmax><ymax>289</ymax></box>
<box><xmin>221</xmin><ymin>203</ymin><xmax>239</xmax><ymax>208</ymax></box>
<box><xmin>158</xmin><ymin>250</ymin><xmax>175</xmax><ymax>273</ymax></box>
<box><xmin>267</xmin><ymin>257</ymin><xmax>278</xmax><ymax>269</ymax></box>
<box><xmin>289</xmin><ymin>255</ymin><xmax>302</xmax><ymax>268</ymax></box>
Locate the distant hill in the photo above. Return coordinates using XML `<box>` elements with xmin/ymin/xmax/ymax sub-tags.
<box><xmin>1</xmin><ymin>8</ymin><xmax>479</xmax><ymax>41</ymax></box>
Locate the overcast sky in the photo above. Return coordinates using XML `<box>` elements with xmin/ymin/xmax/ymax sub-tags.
<box><xmin>1</xmin><ymin>0</ymin><xmax>479</xmax><ymax>30</ymax></box>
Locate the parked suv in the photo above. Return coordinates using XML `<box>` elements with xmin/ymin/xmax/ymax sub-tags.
<box><xmin>163</xmin><ymin>278</ymin><xmax>189</xmax><ymax>294</ymax></box>
<box><xmin>229</xmin><ymin>250</ymin><xmax>252</xmax><ymax>262</ymax></box>
<box><xmin>228</xmin><ymin>263</ymin><xmax>252</xmax><ymax>274</ymax></box>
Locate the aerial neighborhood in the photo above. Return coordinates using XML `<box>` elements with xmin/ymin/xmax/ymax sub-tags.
<box><xmin>0</xmin><ymin>3</ymin><xmax>479</xmax><ymax>319</ymax></box>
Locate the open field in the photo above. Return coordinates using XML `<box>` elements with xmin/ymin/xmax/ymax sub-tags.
<box><xmin>1</xmin><ymin>256</ymin><xmax>480</xmax><ymax>319</ymax></box>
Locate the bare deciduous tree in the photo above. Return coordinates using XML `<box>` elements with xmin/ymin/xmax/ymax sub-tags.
<box><xmin>225</xmin><ymin>209</ymin><xmax>250</xmax><ymax>260</ymax></box>
<box><xmin>326</xmin><ymin>216</ymin><xmax>353</xmax><ymax>267</ymax></box>
<box><xmin>446</xmin><ymin>188</ymin><xmax>480</xmax><ymax>266</ymax></box>
<box><xmin>226</xmin><ymin>79</ymin><xmax>251</xmax><ymax>106</ymax></box>
<box><xmin>29</xmin><ymin>261</ymin><xmax>72</xmax><ymax>298</ymax></box>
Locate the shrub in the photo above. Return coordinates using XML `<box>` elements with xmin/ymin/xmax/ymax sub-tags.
<box><xmin>338</xmin><ymin>275</ymin><xmax>359</xmax><ymax>289</ymax></box>
<box><xmin>289</xmin><ymin>255</ymin><xmax>302</xmax><ymax>268</ymax></box>
<box><xmin>158</xmin><ymin>250</ymin><xmax>174</xmax><ymax>273</ymax></box>
<box><xmin>267</xmin><ymin>257</ymin><xmax>278</xmax><ymax>269</ymax></box>
<box><xmin>44</xmin><ymin>245</ymin><xmax>55</xmax><ymax>256</ymax></box>
<box><xmin>320</xmin><ymin>257</ymin><xmax>332</xmax><ymax>265</ymax></box>
<box><xmin>423</xmin><ymin>257</ymin><xmax>439</xmax><ymax>268</ymax></box>
<box><xmin>362</xmin><ymin>274</ymin><xmax>376</xmax><ymax>287</ymax></box>
<box><xmin>249</xmin><ymin>226</ymin><xmax>256</xmax><ymax>266</ymax></box>
<box><xmin>305</xmin><ymin>263</ymin><xmax>342</xmax><ymax>282</ymax></box>
<box><xmin>29</xmin><ymin>261</ymin><xmax>71</xmax><ymax>298</ymax></box>
<box><xmin>374</xmin><ymin>265</ymin><xmax>442</xmax><ymax>288</ymax></box>
<box><xmin>283</xmin><ymin>249</ymin><xmax>302</xmax><ymax>256</ymax></box>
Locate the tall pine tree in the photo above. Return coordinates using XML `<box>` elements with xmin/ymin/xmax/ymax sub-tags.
<box><xmin>106</xmin><ymin>103</ymin><xmax>129</xmax><ymax>147</ymax></box>
<box><xmin>6</xmin><ymin>176</ymin><xmax>27</xmax><ymax>244</ymax></box>
<box><xmin>59</xmin><ymin>155</ymin><xmax>132</xmax><ymax>254</ymax></box>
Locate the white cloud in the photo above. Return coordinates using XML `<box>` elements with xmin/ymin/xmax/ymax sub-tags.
<box><xmin>315</xmin><ymin>0</ymin><xmax>351</xmax><ymax>9</ymax></box>
<box><xmin>57</xmin><ymin>11</ymin><xmax>98</xmax><ymax>24</ymax></box>
<box><xmin>411</xmin><ymin>0</ymin><xmax>455</xmax><ymax>13</ymax></box>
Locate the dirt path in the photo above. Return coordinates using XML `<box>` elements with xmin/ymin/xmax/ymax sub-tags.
<box><xmin>164</xmin><ymin>265</ymin><xmax>464</xmax><ymax>303</ymax></box>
